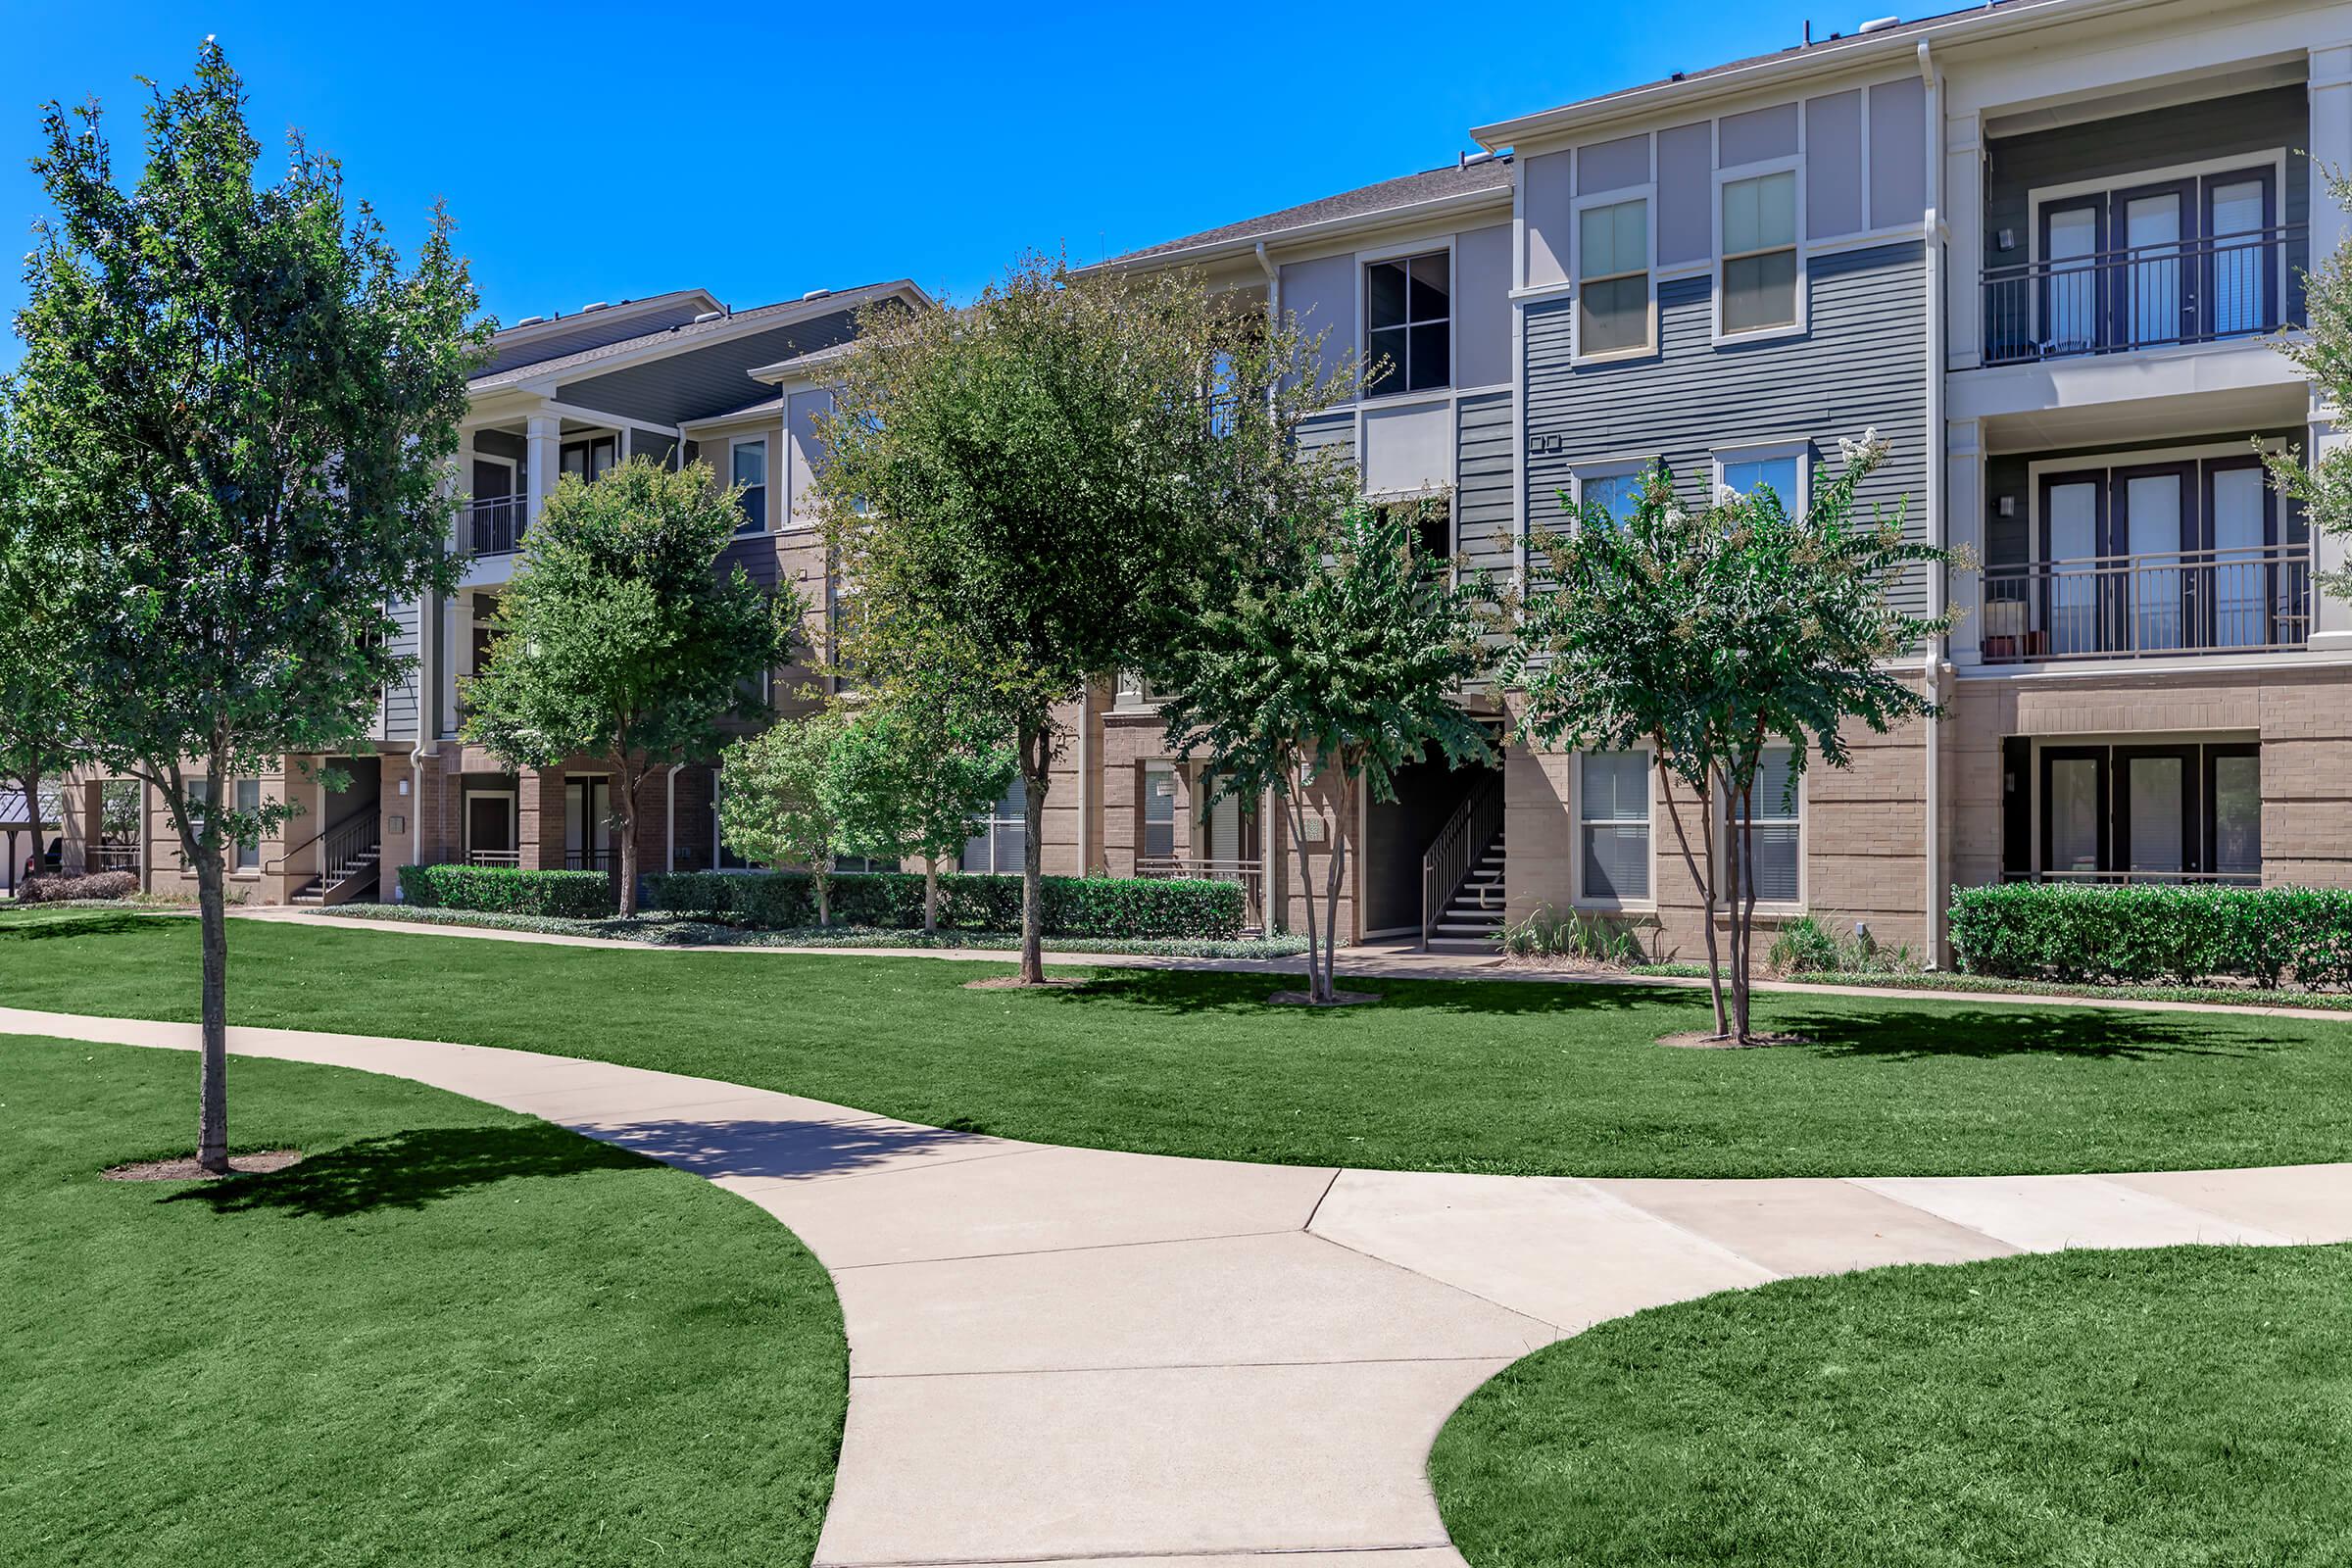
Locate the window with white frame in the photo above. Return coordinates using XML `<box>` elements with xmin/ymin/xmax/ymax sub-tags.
<box><xmin>1142</xmin><ymin>762</ymin><xmax>1178</xmax><ymax>860</ymax></box>
<box><xmin>961</xmin><ymin>776</ymin><xmax>1028</xmax><ymax>874</ymax></box>
<box><xmin>1574</xmin><ymin>464</ymin><xmax>1652</xmax><ymax>528</ymax></box>
<box><xmin>1364</xmin><ymin>250</ymin><xmax>1449</xmax><ymax>395</ymax></box>
<box><xmin>730</xmin><ymin>436</ymin><xmax>769</xmax><ymax>535</ymax></box>
<box><xmin>1579</xmin><ymin>751</ymin><xmax>1651</xmax><ymax>904</ymax></box>
<box><xmin>1731</xmin><ymin>746</ymin><xmax>1801</xmax><ymax>905</ymax></box>
<box><xmin>1577</xmin><ymin>198</ymin><xmax>1650</xmax><ymax>356</ymax></box>
<box><xmin>233</xmin><ymin>778</ymin><xmax>261</xmax><ymax>870</ymax></box>
<box><xmin>1717</xmin><ymin>445</ymin><xmax>1807</xmax><ymax>511</ymax></box>
<box><xmin>1719</xmin><ymin>170</ymin><xmax>1799</xmax><ymax>334</ymax></box>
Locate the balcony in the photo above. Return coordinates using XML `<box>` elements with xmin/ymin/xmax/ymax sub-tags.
<box><xmin>1981</xmin><ymin>224</ymin><xmax>2302</xmax><ymax>367</ymax></box>
<box><xmin>466</xmin><ymin>494</ymin><xmax>530</xmax><ymax>558</ymax></box>
<box><xmin>1981</xmin><ymin>545</ymin><xmax>2311</xmax><ymax>664</ymax></box>
<box><xmin>1136</xmin><ymin>854</ymin><xmax>1265</xmax><ymax>931</ymax></box>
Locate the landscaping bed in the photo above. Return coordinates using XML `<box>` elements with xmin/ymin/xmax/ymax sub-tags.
<box><xmin>1430</xmin><ymin>1244</ymin><xmax>2352</xmax><ymax>1566</ymax></box>
<box><xmin>0</xmin><ymin>1033</ymin><xmax>846</xmax><ymax>1566</ymax></box>
<box><xmin>1627</xmin><ymin>961</ymin><xmax>2352</xmax><ymax>1013</ymax></box>
<box><xmin>7</xmin><ymin>909</ymin><xmax>2351</xmax><ymax>1179</ymax></box>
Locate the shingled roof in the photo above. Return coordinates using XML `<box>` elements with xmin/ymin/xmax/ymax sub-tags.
<box><xmin>1107</xmin><ymin>156</ymin><xmax>1513</xmax><ymax>266</ymax></box>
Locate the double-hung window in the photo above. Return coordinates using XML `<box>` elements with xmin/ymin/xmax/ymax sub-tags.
<box><xmin>1577</xmin><ymin>198</ymin><xmax>1651</xmax><ymax>357</ymax></box>
<box><xmin>1574</xmin><ymin>464</ymin><xmax>1651</xmax><ymax>529</ymax></box>
<box><xmin>1717</xmin><ymin>444</ymin><xmax>1807</xmax><ymax>512</ymax></box>
<box><xmin>1579</xmin><ymin>752</ymin><xmax>1651</xmax><ymax>904</ymax></box>
<box><xmin>1142</xmin><ymin>763</ymin><xmax>1178</xmax><ymax>860</ymax></box>
<box><xmin>1719</xmin><ymin>169</ymin><xmax>1799</xmax><ymax>334</ymax></box>
<box><xmin>233</xmin><ymin>778</ymin><xmax>261</xmax><ymax>871</ymax></box>
<box><xmin>1731</xmin><ymin>747</ymin><xmax>1802</xmax><ymax>905</ymax></box>
<box><xmin>1364</xmin><ymin>250</ymin><xmax>1449</xmax><ymax>395</ymax></box>
<box><xmin>962</xmin><ymin>778</ymin><xmax>1029</xmax><ymax>874</ymax></box>
<box><xmin>731</xmin><ymin>436</ymin><xmax>769</xmax><ymax>535</ymax></box>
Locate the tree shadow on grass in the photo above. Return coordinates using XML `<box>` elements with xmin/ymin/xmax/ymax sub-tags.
<box><xmin>1043</xmin><ymin>967</ymin><xmax>1681</xmax><ymax>1019</ymax></box>
<box><xmin>1765</xmin><ymin>1005</ymin><xmax>2288</xmax><ymax>1063</ymax></box>
<box><xmin>0</xmin><ymin>910</ymin><xmax>167</xmax><ymax>942</ymax></box>
<box><xmin>166</xmin><ymin>1123</ymin><xmax>651</xmax><ymax>1219</ymax></box>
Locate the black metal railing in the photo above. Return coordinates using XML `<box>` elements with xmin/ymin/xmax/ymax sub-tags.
<box><xmin>1136</xmin><ymin>854</ymin><xmax>1265</xmax><ymax>930</ymax></box>
<box><xmin>467</xmin><ymin>494</ymin><xmax>530</xmax><ymax>557</ymax></box>
<box><xmin>1981</xmin><ymin>544</ymin><xmax>2311</xmax><ymax>663</ymax></box>
<box><xmin>1982</xmin><ymin>223</ymin><xmax>2301</xmax><ymax>366</ymax></box>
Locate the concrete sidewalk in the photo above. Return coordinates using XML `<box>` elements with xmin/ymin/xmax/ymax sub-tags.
<box><xmin>13</xmin><ymin>1003</ymin><xmax>2348</xmax><ymax>1567</ymax></box>
<box><xmin>237</xmin><ymin>905</ymin><xmax>2352</xmax><ymax>1024</ymax></box>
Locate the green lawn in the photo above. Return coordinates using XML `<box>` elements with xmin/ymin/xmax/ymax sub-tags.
<box><xmin>1429</xmin><ymin>1245</ymin><xmax>2352</xmax><ymax>1566</ymax></box>
<box><xmin>2</xmin><ymin>907</ymin><xmax>2349</xmax><ymax>1178</ymax></box>
<box><xmin>0</xmin><ymin>1032</ymin><xmax>846</xmax><ymax>1567</ymax></box>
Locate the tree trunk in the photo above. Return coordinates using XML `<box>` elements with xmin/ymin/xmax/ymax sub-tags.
<box><xmin>1319</xmin><ymin>801</ymin><xmax>1348</xmax><ymax>1005</ymax></box>
<box><xmin>194</xmin><ymin>828</ymin><xmax>230</xmax><ymax>1174</ymax></box>
<box><xmin>8</xmin><ymin>768</ymin><xmax>37</xmax><ymax>893</ymax></box>
<box><xmin>1659</xmin><ymin>767</ymin><xmax>1728</xmax><ymax>1039</ymax></box>
<box><xmin>815</xmin><ymin>867</ymin><xmax>831</xmax><ymax>927</ymax></box>
<box><xmin>1017</xmin><ymin>717</ymin><xmax>1051</xmax><ymax>985</ymax></box>
<box><xmin>615</xmin><ymin>769</ymin><xmax>640</xmax><ymax>918</ymax></box>
<box><xmin>923</xmin><ymin>856</ymin><xmax>939</xmax><ymax>933</ymax></box>
<box><xmin>1286</xmin><ymin>791</ymin><xmax>1323</xmax><ymax>1003</ymax></box>
<box><xmin>1734</xmin><ymin>778</ymin><xmax>1759</xmax><ymax>1042</ymax></box>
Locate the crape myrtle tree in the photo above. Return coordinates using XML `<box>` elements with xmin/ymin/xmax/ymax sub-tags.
<box><xmin>825</xmin><ymin>689</ymin><xmax>1017</xmax><ymax>932</ymax></box>
<box><xmin>2265</xmin><ymin>170</ymin><xmax>2352</xmax><ymax>594</ymax></box>
<box><xmin>0</xmin><ymin>398</ymin><xmax>84</xmax><ymax>890</ymax></box>
<box><xmin>1157</xmin><ymin>498</ymin><xmax>1498</xmax><ymax>1004</ymax></box>
<box><xmin>716</xmin><ymin>705</ymin><xmax>848</xmax><ymax>925</ymax></box>
<box><xmin>464</xmin><ymin>457</ymin><xmax>796</xmax><ymax>916</ymax></box>
<box><xmin>1503</xmin><ymin>434</ymin><xmax>1962</xmax><ymax>1043</ymax></box>
<box><xmin>12</xmin><ymin>42</ymin><xmax>480</xmax><ymax>1172</ymax></box>
<box><xmin>813</xmin><ymin>249</ymin><xmax>1357</xmax><ymax>985</ymax></box>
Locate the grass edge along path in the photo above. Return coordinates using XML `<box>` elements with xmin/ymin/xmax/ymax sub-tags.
<box><xmin>1429</xmin><ymin>1243</ymin><xmax>2352</xmax><ymax>1567</ymax></box>
<box><xmin>1</xmin><ymin>1033</ymin><xmax>847</xmax><ymax>1568</ymax></box>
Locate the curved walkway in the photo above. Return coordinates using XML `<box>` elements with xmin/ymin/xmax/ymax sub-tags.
<box><xmin>13</xmin><ymin>1002</ymin><xmax>2349</xmax><ymax>1568</ymax></box>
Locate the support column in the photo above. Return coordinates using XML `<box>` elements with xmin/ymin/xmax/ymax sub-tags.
<box><xmin>1942</xmin><ymin>106</ymin><xmax>1984</xmax><ymax>373</ymax></box>
<box><xmin>524</xmin><ymin>412</ymin><xmax>559</xmax><ymax>535</ymax></box>
<box><xmin>2312</xmin><ymin>409</ymin><xmax>2352</xmax><ymax>651</ymax></box>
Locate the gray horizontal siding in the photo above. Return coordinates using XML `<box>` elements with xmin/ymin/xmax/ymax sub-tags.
<box><xmin>1524</xmin><ymin>241</ymin><xmax>1931</xmax><ymax>613</ymax></box>
<box><xmin>1296</xmin><ymin>411</ymin><xmax>1355</xmax><ymax>471</ymax></box>
<box><xmin>555</xmin><ymin>307</ymin><xmax>863</xmax><ymax>426</ymax></box>
<box><xmin>1456</xmin><ymin>390</ymin><xmax>1515</xmax><ymax>574</ymax></box>
<box><xmin>379</xmin><ymin>595</ymin><xmax>421</xmax><ymax>742</ymax></box>
<box><xmin>487</xmin><ymin>300</ymin><xmax>712</xmax><ymax>376</ymax></box>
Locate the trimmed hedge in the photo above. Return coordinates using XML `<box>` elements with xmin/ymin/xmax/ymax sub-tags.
<box><xmin>17</xmin><ymin>871</ymin><xmax>136</xmax><ymax>905</ymax></box>
<box><xmin>397</xmin><ymin>863</ymin><xmax>615</xmax><ymax>920</ymax></box>
<box><xmin>644</xmin><ymin>868</ymin><xmax>1246</xmax><ymax>941</ymax></box>
<box><xmin>1948</xmin><ymin>882</ymin><xmax>2352</xmax><ymax>989</ymax></box>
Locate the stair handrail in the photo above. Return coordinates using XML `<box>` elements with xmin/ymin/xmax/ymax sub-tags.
<box><xmin>265</xmin><ymin>808</ymin><xmax>380</xmax><ymax>888</ymax></box>
<box><xmin>1421</xmin><ymin>775</ymin><xmax>1504</xmax><ymax>951</ymax></box>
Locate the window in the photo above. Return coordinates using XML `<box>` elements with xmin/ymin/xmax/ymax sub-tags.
<box><xmin>1720</xmin><ymin>170</ymin><xmax>1799</xmax><ymax>334</ymax></box>
<box><xmin>1717</xmin><ymin>447</ymin><xmax>1805</xmax><ymax>511</ymax></box>
<box><xmin>233</xmin><ymin>778</ymin><xmax>261</xmax><ymax>871</ymax></box>
<box><xmin>2207</xmin><ymin>745</ymin><xmax>2261</xmax><ymax>882</ymax></box>
<box><xmin>2031</xmin><ymin>742</ymin><xmax>2260</xmax><ymax>886</ymax></box>
<box><xmin>1577</xmin><ymin>197</ymin><xmax>1650</xmax><ymax>357</ymax></box>
<box><xmin>1574</xmin><ymin>465</ymin><xmax>1650</xmax><ymax>528</ymax></box>
<box><xmin>185</xmin><ymin>778</ymin><xmax>212</xmax><ymax>840</ymax></box>
<box><xmin>1143</xmin><ymin>763</ymin><xmax>1178</xmax><ymax>860</ymax></box>
<box><xmin>1731</xmin><ymin>747</ymin><xmax>1800</xmax><ymax>905</ymax></box>
<box><xmin>961</xmin><ymin>777</ymin><xmax>1028</xmax><ymax>874</ymax></box>
<box><xmin>1376</xmin><ymin>496</ymin><xmax>1451</xmax><ymax>560</ymax></box>
<box><xmin>1363</xmin><ymin>250</ymin><xmax>1449</xmax><ymax>396</ymax></box>
<box><xmin>565</xmin><ymin>776</ymin><xmax>612</xmax><ymax>871</ymax></box>
<box><xmin>561</xmin><ymin>435</ymin><xmax>616</xmax><ymax>482</ymax></box>
<box><xmin>1579</xmin><ymin>752</ymin><xmax>1650</xmax><ymax>904</ymax></box>
<box><xmin>731</xmin><ymin>437</ymin><xmax>769</xmax><ymax>535</ymax></box>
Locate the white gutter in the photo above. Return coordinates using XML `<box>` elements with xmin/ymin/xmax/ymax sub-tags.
<box><xmin>1920</xmin><ymin>38</ymin><xmax>1947</xmax><ymax>968</ymax></box>
<box><xmin>406</xmin><ymin>582</ymin><xmax>440</xmax><ymax>887</ymax></box>
<box><xmin>665</xmin><ymin>763</ymin><xmax>682</xmax><ymax>872</ymax></box>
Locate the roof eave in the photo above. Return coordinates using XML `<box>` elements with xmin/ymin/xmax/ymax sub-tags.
<box><xmin>1085</xmin><ymin>182</ymin><xmax>1514</xmax><ymax>277</ymax></box>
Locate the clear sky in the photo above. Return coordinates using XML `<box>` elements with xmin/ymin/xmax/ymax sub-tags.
<box><xmin>1</xmin><ymin>0</ymin><xmax>1833</xmax><ymax>355</ymax></box>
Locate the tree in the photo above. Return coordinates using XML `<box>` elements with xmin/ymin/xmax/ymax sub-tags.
<box><xmin>11</xmin><ymin>43</ymin><xmax>478</xmax><ymax>1172</ymax></box>
<box><xmin>2265</xmin><ymin>170</ymin><xmax>2352</xmax><ymax>598</ymax></box>
<box><xmin>0</xmin><ymin>398</ymin><xmax>83</xmax><ymax>889</ymax></box>
<box><xmin>464</xmin><ymin>457</ymin><xmax>795</xmax><ymax>916</ymax></box>
<box><xmin>1503</xmin><ymin>435</ymin><xmax>1960</xmax><ymax>1043</ymax></box>
<box><xmin>716</xmin><ymin>707</ymin><xmax>848</xmax><ymax>925</ymax></box>
<box><xmin>814</xmin><ymin>250</ymin><xmax>1356</xmax><ymax>984</ymax></box>
<box><xmin>1156</xmin><ymin>499</ymin><xmax>1498</xmax><ymax>1004</ymax></box>
<box><xmin>825</xmin><ymin>694</ymin><xmax>1016</xmax><ymax>931</ymax></box>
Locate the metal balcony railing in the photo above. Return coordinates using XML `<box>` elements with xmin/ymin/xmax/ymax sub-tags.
<box><xmin>1136</xmin><ymin>854</ymin><xmax>1265</xmax><ymax>930</ymax></box>
<box><xmin>1981</xmin><ymin>545</ymin><xmax>2312</xmax><ymax>663</ymax></box>
<box><xmin>466</xmin><ymin>494</ymin><xmax>530</xmax><ymax>557</ymax></box>
<box><xmin>1981</xmin><ymin>223</ymin><xmax>2302</xmax><ymax>366</ymax></box>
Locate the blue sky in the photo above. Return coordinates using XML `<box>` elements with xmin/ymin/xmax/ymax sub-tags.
<box><xmin>2</xmin><ymin>0</ymin><xmax>1829</xmax><ymax>352</ymax></box>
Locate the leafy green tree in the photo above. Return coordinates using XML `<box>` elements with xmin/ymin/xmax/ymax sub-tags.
<box><xmin>1503</xmin><ymin>435</ymin><xmax>1960</xmax><ymax>1042</ymax></box>
<box><xmin>0</xmin><ymin>398</ymin><xmax>83</xmax><ymax>888</ymax></box>
<box><xmin>1157</xmin><ymin>499</ymin><xmax>1497</xmax><ymax>1004</ymax></box>
<box><xmin>465</xmin><ymin>457</ymin><xmax>795</xmax><ymax>916</ymax></box>
<box><xmin>716</xmin><ymin>707</ymin><xmax>849</xmax><ymax>925</ymax></box>
<box><xmin>825</xmin><ymin>695</ymin><xmax>1016</xmax><ymax>931</ymax></box>
<box><xmin>11</xmin><ymin>43</ymin><xmax>478</xmax><ymax>1171</ymax></box>
<box><xmin>2265</xmin><ymin>171</ymin><xmax>2352</xmax><ymax>597</ymax></box>
<box><xmin>815</xmin><ymin>250</ymin><xmax>1356</xmax><ymax>984</ymax></box>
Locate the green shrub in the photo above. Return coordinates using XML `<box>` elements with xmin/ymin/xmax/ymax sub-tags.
<box><xmin>1947</xmin><ymin>882</ymin><xmax>2352</xmax><ymax>989</ymax></box>
<box><xmin>1498</xmin><ymin>903</ymin><xmax>1649</xmax><ymax>965</ymax></box>
<box><xmin>643</xmin><ymin>869</ymin><xmax>1246</xmax><ymax>940</ymax></box>
<box><xmin>397</xmin><ymin>863</ymin><xmax>614</xmax><ymax>920</ymax></box>
<box><xmin>1768</xmin><ymin>914</ymin><xmax>1918</xmax><ymax>976</ymax></box>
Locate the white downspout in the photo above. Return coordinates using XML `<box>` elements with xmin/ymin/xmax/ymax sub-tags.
<box><xmin>1920</xmin><ymin>38</ymin><xmax>1947</xmax><ymax>968</ymax></box>
<box><xmin>406</xmin><ymin>585</ymin><xmax>439</xmax><ymax>890</ymax></box>
<box><xmin>665</xmin><ymin>763</ymin><xmax>682</xmax><ymax>872</ymax></box>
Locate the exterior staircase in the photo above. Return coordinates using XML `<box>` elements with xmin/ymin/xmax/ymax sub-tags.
<box><xmin>281</xmin><ymin>812</ymin><xmax>382</xmax><ymax>906</ymax></box>
<box><xmin>1420</xmin><ymin>775</ymin><xmax>1507</xmax><ymax>950</ymax></box>
<box><xmin>1429</xmin><ymin>828</ymin><xmax>1507</xmax><ymax>945</ymax></box>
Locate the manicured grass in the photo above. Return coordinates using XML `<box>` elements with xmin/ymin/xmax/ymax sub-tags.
<box><xmin>1632</xmin><ymin>959</ymin><xmax>2352</xmax><ymax>1012</ymax></box>
<box><xmin>1429</xmin><ymin>1245</ymin><xmax>2352</xmax><ymax>1566</ymax></box>
<box><xmin>0</xmin><ymin>1033</ymin><xmax>845</xmax><ymax>1566</ymax></box>
<box><xmin>2</xmin><ymin>908</ymin><xmax>2350</xmax><ymax>1178</ymax></box>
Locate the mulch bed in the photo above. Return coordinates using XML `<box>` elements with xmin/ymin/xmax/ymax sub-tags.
<box><xmin>1655</xmin><ymin>1031</ymin><xmax>1814</xmax><ymax>1051</ymax></box>
<box><xmin>1268</xmin><ymin>990</ymin><xmax>1384</xmax><ymax>1007</ymax></box>
<box><xmin>962</xmin><ymin>976</ymin><xmax>1090</xmax><ymax>991</ymax></box>
<box><xmin>103</xmin><ymin>1150</ymin><xmax>305</xmax><ymax>1182</ymax></box>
